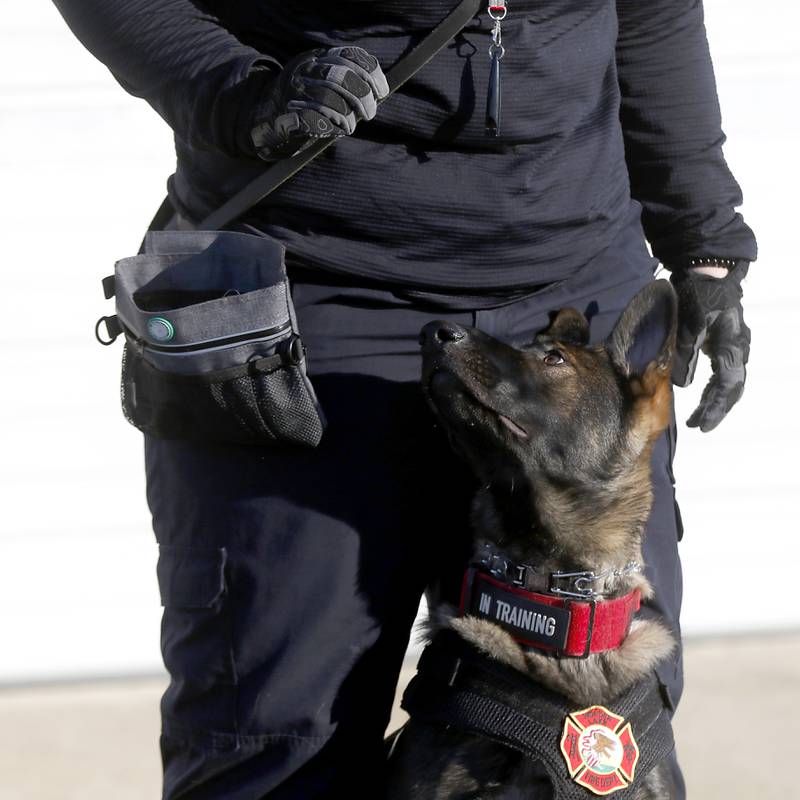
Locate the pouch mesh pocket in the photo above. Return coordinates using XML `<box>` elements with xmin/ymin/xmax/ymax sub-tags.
<box><xmin>121</xmin><ymin>338</ymin><xmax>325</xmax><ymax>448</ymax></box>
<box><xmin>211</xmin><ymin>363</ymin><xmax>322</xmax><ymax>445</ymax></box>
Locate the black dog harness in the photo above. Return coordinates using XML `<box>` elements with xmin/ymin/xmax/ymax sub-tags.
<box><xmin>401</xmin><ymin>630</ymin><xmax>674</xmax><ymax>798</ymax></box>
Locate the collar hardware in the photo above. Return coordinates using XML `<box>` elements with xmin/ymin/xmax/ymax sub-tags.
<box><xmin>459</xmin><ymin>562</ymin><xmax>642</xmax><ymax>658</ymax></box>
<box><xmin>473</xmin><ymin>540</ymin><xmax>643</xmax><ymax>600</ymax></box>
<box><xmin>475</xmin><ymin>543</ymin><xmax>528</xmax><ymax>586</ymax></box>
<box><xmin>549</xmin><ymin>570</ymin><xmax>604</xmax><ymax>601</ymax></box>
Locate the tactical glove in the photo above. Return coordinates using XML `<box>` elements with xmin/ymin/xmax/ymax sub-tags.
<box><xmin>669</xmin><ymin>261</ymin><xmax>751</xmax><ymax>432</ymax></box>
<box><xmin>249</xmin><ymin>46</ymin><xmax>389</xmax><ymax>161</ymax></box>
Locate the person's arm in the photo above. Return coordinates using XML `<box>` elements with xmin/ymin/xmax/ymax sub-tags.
<box><xmin>615</xmin><ymin>0</ymin><xmax>757</xmax><ymax>267</ymax></box>
<box><xmin>52</xmin><ymin>0</ymin><xmax>282</xmax><ymax>157</ymax></box>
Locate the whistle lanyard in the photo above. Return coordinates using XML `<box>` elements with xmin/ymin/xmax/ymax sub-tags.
<box><xmin>486</xmin><ymin>1</ymin><xmax>507</xmax><ymax>135</ymax></box>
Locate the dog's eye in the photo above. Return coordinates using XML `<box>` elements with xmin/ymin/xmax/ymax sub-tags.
<box><xmin>543</xmin><ymin>349</ymin><xmax>566</xmax><ymax>366</ymax></box>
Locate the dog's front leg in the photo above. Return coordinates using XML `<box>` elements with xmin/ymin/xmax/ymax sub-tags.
<box><xmin>384</xmin><ymin>719</ymin><xmax>556</xmax><ymax>799</ymax></box>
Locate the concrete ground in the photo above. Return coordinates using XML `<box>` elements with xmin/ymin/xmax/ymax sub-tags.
<box><xmin>1</xmin><ymin>632</ymin><xmax>796</xmax><ymax>799</ymax></box>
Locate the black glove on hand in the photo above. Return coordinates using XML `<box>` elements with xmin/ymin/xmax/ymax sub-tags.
<box><xmin>249</xmin><ymin>46</ymin><xmax>389</xmax><ymax>161</ymax></box>
<box><xmin>669</xmin><ymin>261</ymin><xmax>751</xmax><ymax>432</ymax></box>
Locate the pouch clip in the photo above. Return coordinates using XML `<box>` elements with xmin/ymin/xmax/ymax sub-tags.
<box><xmin>95</xmin><ymin>314</ymin><xmax>122</xmax><ymax>346</ymax></box>
<box><xmin>102</xmin><ymin>275</ymin><xmax>116</xmax><ymax>300</ymax></box>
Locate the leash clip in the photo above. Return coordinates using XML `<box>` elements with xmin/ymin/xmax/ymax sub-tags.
<box><xmin>549</xmin><ymin>561</ymin><xmax>642</xmax><ymax>600</ymax></box>
<box><xmin>549</xmin><ymin>570</ymin><xmax>600</xmax><ymax>600</ymax></box>
<box><xmin>487</xmin><ymin>2</ymin><xmax>506</xmax><ymax>57</ymax></box>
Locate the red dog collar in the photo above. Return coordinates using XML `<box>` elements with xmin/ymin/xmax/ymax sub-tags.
<box><xmin>458</xmin><ymin>568</ymin><xmax>641</xmax><ymax>658</ymax></box>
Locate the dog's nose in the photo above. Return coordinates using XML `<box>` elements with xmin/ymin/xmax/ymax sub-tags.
<box><xmin>419</xmin><ymin>320</ymin><xmax>467</xmax><ymax>349</ymax></box>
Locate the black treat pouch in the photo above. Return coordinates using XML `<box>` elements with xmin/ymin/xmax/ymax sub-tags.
<box><xmin>96</xmin><ymin>230</ymin><xmax>326</xmax><ymax>447</ymax></box>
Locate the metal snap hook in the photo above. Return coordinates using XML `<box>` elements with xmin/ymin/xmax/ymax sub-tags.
<box><xmin>488</xmin><ymin>2</ymin><xmax>508</xmax><ymax>21</ymax></box>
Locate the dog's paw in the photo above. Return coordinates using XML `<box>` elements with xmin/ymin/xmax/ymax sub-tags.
<box><xmin>604</xmin><ymin>620</ymin><xmax>676</xmax><ymax>693</ymax></box>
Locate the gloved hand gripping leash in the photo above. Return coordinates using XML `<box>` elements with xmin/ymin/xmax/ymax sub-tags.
<box><xmin>486</xmin><ymin>1</ymin><xmax>507</xmax><ymax>135</ymax></box>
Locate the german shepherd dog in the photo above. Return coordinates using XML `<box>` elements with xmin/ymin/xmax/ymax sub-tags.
<box><xmin>385</xmin><ymin>281</ymin><xmax>678</xmax><ymax>799</ymax></box>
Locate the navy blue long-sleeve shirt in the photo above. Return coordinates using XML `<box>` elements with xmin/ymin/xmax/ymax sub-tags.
<box><xmin>53</xmin><ymin>0</ymin><xmax>757</xmax><ymax>290</ymax></box>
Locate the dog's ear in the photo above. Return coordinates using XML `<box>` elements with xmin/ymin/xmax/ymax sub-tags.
<box><xmin>605</xmin><ymin>281</ymin><xmax>677</xmax><ymax>381</ymax></box>
<box><xmin>545</xmin><ymin>307</ymin><xmax>590</xmax><ymax>345</ymax></box>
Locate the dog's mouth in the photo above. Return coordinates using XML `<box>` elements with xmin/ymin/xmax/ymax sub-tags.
<box><xmin>496</xmin><ymin>411</ymin><xmax>529</xmax><ymax>440</ymax></box>
<box><xmin>425</xmin><ymin>367</ymin><xmax>530</xmax><ymax>442</ymax></box>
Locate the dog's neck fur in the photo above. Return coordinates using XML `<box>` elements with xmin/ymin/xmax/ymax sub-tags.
<box><xmin>436</xmin><ymin>440</ymin><xmax>675</xmax><ymax>707</ymax></box>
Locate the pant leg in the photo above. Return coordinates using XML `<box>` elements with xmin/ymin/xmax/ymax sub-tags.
<box><xmin>144</xmin><ymin>278</ymin><xmax>478</xmax><ymax>799</ymax></box>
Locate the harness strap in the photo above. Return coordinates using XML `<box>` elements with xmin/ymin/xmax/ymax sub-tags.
<box><xmin>402</xmin><ymin>630</ymin><xmax>674</xmax><ymax>799</ymax></box>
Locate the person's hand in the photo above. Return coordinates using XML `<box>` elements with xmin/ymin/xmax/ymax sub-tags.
<box><xmin>669</xmin><ymin>261</ymin><xmax>751</xmax><ymax>432</ymax></box>
<box><xmin>249</xmin><ymin>46</ymin><xmax>389</xmax><ymax>161</ymax></box>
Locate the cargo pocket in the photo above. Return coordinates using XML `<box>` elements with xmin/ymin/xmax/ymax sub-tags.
<box><xmin>157</xmin><ymin>544</ymin><xmax>239</xmax><ymax>746</ymax></box>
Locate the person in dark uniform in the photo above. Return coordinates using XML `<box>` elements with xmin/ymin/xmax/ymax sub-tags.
<box><xmin>53</xmin><ymin>1</ymin><xmax>756</xmax><ymax>797</ymax></box>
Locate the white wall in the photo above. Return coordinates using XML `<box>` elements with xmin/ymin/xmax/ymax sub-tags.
<box><xmin>0</xmin><ymin>3</ymin><xmax>174</xmax><ymax>682</ymax></box>
<box><xmin>0</xmin><ymin>1</ymin><xmax>797</xmax><ymax>683</ymax></box>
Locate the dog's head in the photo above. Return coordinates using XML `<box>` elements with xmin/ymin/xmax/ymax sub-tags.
<box><xmin>420</xmin><ymin>280</ymin><xmax>677</xmax><ymax>565</ymax></box>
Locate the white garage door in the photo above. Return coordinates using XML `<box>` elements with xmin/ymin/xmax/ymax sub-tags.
<box><xmin>0</xmin><ymin>1</ymin><xmax>797</xmax><ymax>684</ymax></box>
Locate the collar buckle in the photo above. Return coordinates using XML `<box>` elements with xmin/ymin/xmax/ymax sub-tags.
<box><xmin>476</xmin><ymin>545</ymin><xmax>528</xmax><ymax>587</ymax></box>
<box><xmin>548</xmin><ymin>570</ymin><xmax>600</xmax><ymax>601</ymax></box>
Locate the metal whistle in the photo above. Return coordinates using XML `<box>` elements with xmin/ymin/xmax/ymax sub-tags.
<box><xmin>486</xmin><ymin>1</ymin><xmax>507</xmax><ymax>136</ymax></box>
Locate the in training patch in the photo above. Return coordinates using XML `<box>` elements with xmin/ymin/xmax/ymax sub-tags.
<box><xmin>559</xmin><ymin>705</ymin><xmax>640</xmax><ymax>796</ymax></box>
<box><xmin>466</xmin><ymin>573</ymin><xmax>571</xmax><ymax>650</ymax></box>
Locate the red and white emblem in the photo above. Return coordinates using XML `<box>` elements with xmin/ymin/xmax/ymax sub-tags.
<box><xmin>559</xmin><ymin>705</ymin><xmax>640</xmax><ymax>796</ymax></box>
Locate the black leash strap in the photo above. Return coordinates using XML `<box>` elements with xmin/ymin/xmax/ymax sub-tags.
<box><xmin>182</xmin><ymin>0</ymin><xmax>482</xmax><ymax>232</ymax></box>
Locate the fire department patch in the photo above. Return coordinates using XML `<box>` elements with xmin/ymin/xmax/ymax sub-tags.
<box><xmin>559</xmin><ymin>705</ymin><xmax>640</xmax><ymax>796</ymax></box>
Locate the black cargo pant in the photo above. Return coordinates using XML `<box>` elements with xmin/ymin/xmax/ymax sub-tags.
<box><xmin>145</xmin><ymin>203</ymin><xmax>684</xmax><ymax>799</ymax></box>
